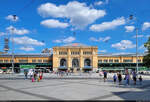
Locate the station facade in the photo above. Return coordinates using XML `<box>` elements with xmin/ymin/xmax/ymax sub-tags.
<box><xmin>0</xmin><ymin>43</ymin><xmax>147</xmax><ymax>73</ymax></box>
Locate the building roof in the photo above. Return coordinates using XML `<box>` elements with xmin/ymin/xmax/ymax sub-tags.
<box><xmin>54</xmin><ymin>43</ymin><xmax>97</xmax><ymax>48</ymax></box>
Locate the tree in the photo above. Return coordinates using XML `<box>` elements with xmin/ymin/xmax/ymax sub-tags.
<box><xmin>143</xmin><ymin>37</ymin><xmax>150</xmax><ymax>68</ymax></box>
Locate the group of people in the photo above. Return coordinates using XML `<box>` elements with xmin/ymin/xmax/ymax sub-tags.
<box><xmin>101</xmin><ymin>70</ymin><xmax>143</xmax><ymax>85</ymax></box>
<box><xmin>24</xmin><ymin>69</ymin><xmax>43</xmax><ymax>82</ymax></box>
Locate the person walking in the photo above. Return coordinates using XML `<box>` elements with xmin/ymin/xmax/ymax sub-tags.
<box><xmin>139</xmin><ymin>75</ymin><xmax>142</xmax><ymax>85</ymax></box>
<box><xmin>24</xmin><ymin>70</ymin><xmax>28</xmax><ymax>80</ymax></box>
<box><xmin>103</xmin><ymin>70</ymin><xmax>107</xmax><ymax>82</ymax></box>
<box><xmin>113</xmin><ymin>74</ymin><xmax>117</xmax><ymax>84</ymax></box>
<box><xmin>125</xmin><ymin>73</ymin><xmax>130</xmax><ymax>85</ymax></box>
<box><xmin>132</xmin><ymin>71</ymin><xmax>137</xmax><ymax>85</ymax></box>
<box><xmin>118</xmin><ymin>72</ymin><xmax>122</xmax><ymax>85</ymax></box>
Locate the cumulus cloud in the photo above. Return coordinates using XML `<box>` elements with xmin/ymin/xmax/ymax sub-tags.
<box><xmin>12</xmin><ymin>36</ymin><xmax>45</xmax><ymax>46</ymax></box>
<box><xmin>125</xmin><ymin>26</ymin><xmax>135</xmax><ymax>32</ymax></box>
<box><xmin>5</xmin><ymin>15</ymin><xmax>19</xmax><ymax>22</ymax></box>
<box><xmin>38</xmin><ymin>1</ymin><xmax>106</xmax><ymax>29</ymax></box>
<box><xmin>142</xmin><ymin>22</ymin><xmax>150</xmax><ymax>31</ymax></box>
<box><xmin>94</xmin><ymin>1</ymin><xmax>103</xmax><ymax>6</ymax></box>
<box><xmin>40</xmin><ymin>19</ymin><xmax>69</xmax><ymax>28</ymax></box>
<box><xmin>6</xmin><ymin>26</ymin><xmax>29</xmax><ymax>35</ymax></box>
<box><xmin>90</xmin><ymin>17</ymin><xmax>126</xmax><ymax>32</ymax></box>
<box><xmin>111</xmin><ymin>40</ymin><xmax>136</xmax><ymax>50</ymax></box>
<box><xmin>89</xmin><ymin>36</ymin><xmax>111</xmax><ymax>42</ymax></box>
<box><xmin>0</xmin><ymin>32</ymin><xmax>6</xmax><ymax>36</ymax></box>
<box><xmin>53</xmin><ymin>36</ymin><xmax>75</xmax><ymax>43</ymax></box>
<box><xmin>20</xmin><ymin>46</ymin><xmax>35</xmax><ymax>51</ymax></box>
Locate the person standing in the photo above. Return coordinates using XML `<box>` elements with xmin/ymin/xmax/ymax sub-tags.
<box><xmin>103</xmin><ymin>71</ymin><xmax>107</xmax><ymax>82</ymax></box>
<box><xmin>139</xmin><ymin>75</ymin><xmax>142</xmax><ymax>85</ymax></box>
<box><xmin>113</xmin><ymin>74</ymin><xmax>117</xmax><ymax>84</ymax></box>
<box><xmin>118</xmin><ymin>72</ymin><xmax>122</xmax><ymax>85</ymax></box>
<box><xmin>24</xmin><ymin>70</ymin><xmax>28</xmax><ymax>80</ymax></box>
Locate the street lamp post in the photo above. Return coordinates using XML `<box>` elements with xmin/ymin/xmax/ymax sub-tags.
<box><xmin>136</xmin><ymin>28</ymin><xmax>139</xmax><ymax>74</ymax></box>
<box><xmin>11</xmin><ymin>28</ymin><xmax>14</xmax><ymax>74</ymax></box>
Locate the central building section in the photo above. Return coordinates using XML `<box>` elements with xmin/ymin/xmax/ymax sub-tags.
<box><xmin>53</xmin><ymin>43</ymin><xmax>98</xmax><ymax>72</ymax></box>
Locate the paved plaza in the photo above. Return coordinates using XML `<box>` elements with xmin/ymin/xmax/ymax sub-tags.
<box><xmin>0</xmin><ymin>74</ymin><xmax>150</xmax><ymax>101</ymax></box>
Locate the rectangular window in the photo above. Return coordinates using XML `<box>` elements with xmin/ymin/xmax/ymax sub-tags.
<box><xmin>71</xmin><ymin>52</ymin><xmax>80</xmax><ymax>55</ymax></box>
<box><xmin>138</xmin><ymin>59</ymin><xmax>141</xmax><ymax>63</ymax></box>
<box><xmin>98</xmin><ymin>60</ymin><xmax>102</xmax><ymax>63</ymax></box>
<box><xmin>4</xmin><ymin>60</ymin><xmax>8</xmax><ymax>63</ymax></box>
<box><xmin>19</xmin><ymin>60</ymin><xmax>28</xmax><ymax>63</ymax></box>
<box><xmin>38</xmin><ymin>60</ymin><xmax>42</xmax><ymax>63</ymax></box>
<box><xmin>0</xmin><ymin>60</ymin><xmax>3</xmax><ymax>63</ymax></box>
<box><xmin>109</xmin><ymin>59</ymin><xmax>113</xmax><ymax>63</ymax></box>
<box><xmin>32</xmin><ymin>60</ymin><xmax>36</xmax><ymax>63</ymax></box>
<box><xmin>43</xmin><ymin>60</ymin><xmax>48</xmax><ymax>63</ymax></box>
<box><xmin>123</xmin><ymin>59</ymin><xmax>133</xmax><ymax>63</ymax></box>
<box><xmin>114</xmin><ymin>59</ymin><xmax>119</xmax><ymax>63</ymax></box>
<box><xmin>103</xmin><ymin>60</ymin><xmax>108</xmax><ymax>63</ymax></box>
<box><xmin>83</xmin><ymin>51</ymin><xmax>92</xmax><ymax>55</ymax></box>
<box><xmin>59</xmin><ymin>51</ymin><xmax>67</xmax><ymax>55</ymax></box>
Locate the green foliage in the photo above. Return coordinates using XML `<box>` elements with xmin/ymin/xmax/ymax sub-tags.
<box><xmin>143</xmin><ymin>37</ymin><xmax>150</xmax><ymax>68</ymax></box>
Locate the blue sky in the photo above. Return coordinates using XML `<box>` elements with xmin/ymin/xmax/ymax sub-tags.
<box><xmin>0</xmin><ymin>0</ymin><xmax>150</xmax><ymax>54</ymax></box>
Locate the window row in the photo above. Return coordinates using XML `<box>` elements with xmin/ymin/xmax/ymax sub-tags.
<box><xmin>98</xmin><ymin>59</ymin><xmax>142</xmax><ymax>63</ymax></box>
<box><xmin>71</xmin><ymin>52</ymin><xmax>80</xmax><ymax>55</ymax></box>
<box><xmin>59</xmin><ymin>51</ymin><xmax>92</xmax><ymax>55</ymax></box>
<box><xmin>0</xmin><ymin>59</ymin><xmax>49</xmax><ymax>63</ymax></box>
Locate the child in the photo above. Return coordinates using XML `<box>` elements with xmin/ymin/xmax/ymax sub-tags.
<box><xmin>139</xmin><ymin>75</ymin><xmax>142</xmax><ymax>85</ymax></box>
<box><xmin>113</xmin><ymin>74</ymin><xmax>117</xmax><ymax>83</ymax></box>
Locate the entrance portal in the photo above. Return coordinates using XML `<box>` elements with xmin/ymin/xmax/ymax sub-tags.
<box><xmin>72</xmin><ymin>58</ymin><xmax>79</xmax><ymax>72</ymax></box>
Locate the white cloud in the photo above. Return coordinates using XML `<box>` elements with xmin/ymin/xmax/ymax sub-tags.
<box><xmin>0</xmin><ymin>32</ymin><xmax>6</xmax><ymax>36</ymax></box>
<box><xmin>20</xmin><ymin>46</ymin><xmax>35</xmax><ymax>51</ymax></box>
<box><xmin>90</xmin><ymin>17</ymin><xmax>126</xmax><ymax>32</ymax></box>
<box><xmin>40</xmin><ymin>19</ymin><xmax>69</xmax><ymax>28</ymax></box>
<box><xmin>5</xmin><ymin>15</ymin><xmax>19</xmax><ymax>22</ymax></box>
<box><xmin>38</xmin><ymin>1</ymin><xmax>106</xmax><ymax>29</ymax></box>
<box><xmin>125</xmin><ymin>26</ymin><xmax>135</xmax><ymax>32</ymax></box>
<box><xmin>98</xmin><ymin>50</ymin><xmax>107</xmax><ymax>53</ymax></box>
<box><xmin>53</xmin><ymin>36</ymin><xmax>75</xmax><ymax>43</ymax></box>
<box><xmin>142</xmin><ymin>22</ymin><xmax>150</xmax><ymax>31</ymax></box>
<box><xmin>89</xmin><ymin>36</ymin><xmax>111</xmax><ymax>42</ymax></box>
<box><xmin>132</xmin><ymin>35</ymin><xmax>144</xmax><ymax>38</ymax></box>
<box><xmin>12</xmin><ymin>36</ymin><xmax>45</xmax><ymax>46</ymax></box>
<box><xmin>111</xmin><ymin>40</ymin><xmax>136</xmax><ymax>50</ymax></box>
<box><xmin>94</xmin><ymin>1</ymin><xmax>103</xmax><ymax>6</ymax></box>
<box><xmin>6</xmin><ymin>26</ymin><xmax>29</xmax><ymax>35</ymax></box>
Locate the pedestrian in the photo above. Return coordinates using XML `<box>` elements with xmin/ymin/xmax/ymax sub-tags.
<box><xmin>132</xmin><ymin>71</ymin><xmax>137</xmax><ymax>85</ymax></box>
<box><xmin>24</xmin><ymin>70</ymin><xmax>28</xmax><ymax>80</ymax></box>
<box><xmin>113</xmin><ymin>74</ymin><xmax>117</xmax><ymax>84</ymax></box>
<box><xmin>103</xmin><ymin>70</ymin><xmax>107</xmax><ymax>82</ymax></box>
<box><xmin>39</xmin><ymin>71</ymin><xmax>43</xmax><ymax>80</ymax></box>
<box><xmin>139</xmin><ymin>75</ymin><xmax>142</xmax><ymax>85</ymax></box>
<box><xmin>125</xmin><ymin>73</ymin><xmax>130</xmax><ymax>85</ymax></box>
<box><xmin>34</xmin><ymin>71</ymin><xmax>37</xmax><ymax>81</ymax></box>
<box><xmin>118</xmin><ymin>72</ymin><xmax>122</xmax><ymax>85</ymax></box>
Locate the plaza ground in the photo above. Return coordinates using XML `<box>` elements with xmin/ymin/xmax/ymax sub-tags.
<box><xmin>0</xmin><ymin>74</ymin><xmax>150</xmax><ymax>100</ymax></box>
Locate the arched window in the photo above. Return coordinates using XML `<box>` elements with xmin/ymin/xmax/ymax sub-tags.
<box><xmin>84</xmin><ymin>59</ymin><xmax>91</xmax><ymax>66</ymax></box>
<box><xmin>72</xmin><ymin>58</ymin><xmax>79</xmax><ymax>67</ymax></box>
<box><xmin>60</xmin><ymin>59</ymin><xmax>67</xmax><ymax>67</ymax></box>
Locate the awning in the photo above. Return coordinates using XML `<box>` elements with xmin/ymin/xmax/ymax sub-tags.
<box><xmin>58</xmin><ymin>66</ymin><xmax>68</xmax><ymax>69</ymax></box>
<box><xmin>83</xmin><ymin>66</ymin><xmax>92</xmax><ymax>69</ymax></box>
<box><xmin>20</xmin><ymin>65</ymin><xmax>36</xmax><ymax>69</ymax></box>
<box><xmin>101</xmin><ymin>67</ymin><xmax>124</xmax><ymax>71</ymax></box>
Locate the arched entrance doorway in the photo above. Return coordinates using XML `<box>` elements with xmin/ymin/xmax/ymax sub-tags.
<box><xmin>59</xmin><ymin>58</ymin><xmax>67</xmax><ymax>71</ymax></box>
<box><xmin>72</xmin><ymin>58</ymin><xmax>79</xmax><ymax>72</ymax></box>
<box><xmin>84</xmin><ymin>58</ymin><xmax>92</xmax><ymax>72</ymax></box>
